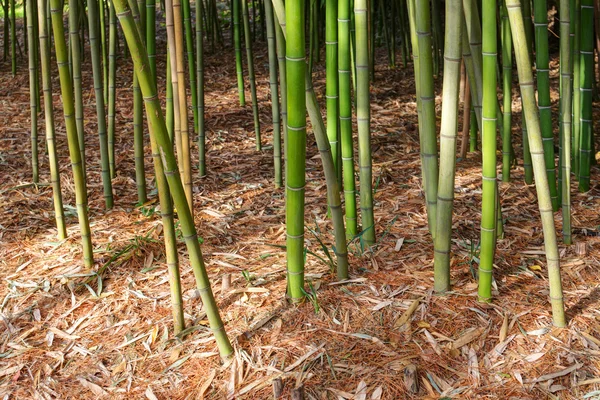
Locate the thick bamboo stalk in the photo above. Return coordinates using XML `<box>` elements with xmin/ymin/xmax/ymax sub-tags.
<box><xmin>506</xmin><ymin>0</ymin><xmax>566</xmax><ymax>327</ymax></box>
<box><xmin>265</xmin><ymin>0</ymin><xmax>281</xmax><ymax>187</ymax></box>
<box><xmin>233</xmin><ymin>0</ymin><xmax>245</xmax><ymax>105</ymax></box>
<box><xmin>27</xmin><ymin>0</ymin><xmax>39</xmax><ymax>183</ymax></box>
<box><xmin>533</xmin><ymin>0</ymin><xmax>558</xmax><ymax>209</ymax></box>
<box><xmin>339</xmin><ymin>0</ymin><xmax>357</xmax><ymax>236</ymax></box>
<box><xmin>285</xmin><ymin>0</ymin><xmax>306</xmax><ymax>301</ymax></box>
<box><xmin>38</xmin><ymin>0</ymin><xmax>67</xmax><ymax>240</ymax></box>
<box><xmin>113</xmin><ymin>0</ymin><xmax>233</xmax><ymax>355</ymax></box>
<box><xmin>559</xmin><ymin>0</ymin><xmax>572</xmax><ymax>244</ymax></box>
<box><xmin>433</xmin><ymin>0</ymin><xmax>462</xmax><ymax>293</ymax></box>
<box><xmin>241</xmin><ymin>0</ymin><xmax>262</xmax><ymax>150</ymax></box>
<box><xmin>478</xmin><ymin>0</ymin><xmax>498</xmax><ymax>302</ymax></box>
<box><xmin>88</xmin><ymin>0</ymin><xmax>114</xmax><ymax>209</ymax></box>
<box><xmin>49</xmin><ymin>0</ymin><xmax>94</xmax><ymax>268</ymax></box>
<box><xmin>355</xmin><ymin>0</ymin><xmax>375</xmax><ymax>246</ymax></box>
<box><xmin>415</xmin><ymin>0</ymin><xmax>438</xmax><ymax>239</ymax></box>
<box><xmin>572</xmin><ymin>0</ymin><xmax>581</xmax><ymax>176</ymax></box>
<box><xmin>578</xmin><ymin>0</ymin><xmax>593</xmax><ymax>191</ymax></box>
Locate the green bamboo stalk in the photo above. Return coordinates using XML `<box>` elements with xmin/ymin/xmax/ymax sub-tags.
<box><xmin>285</xmin><ymin>0</ymin><xmax>306</xmax><ymax>301</ymax></box>
<box><xmin>470</xmin><ymin>105</ymin><xmax>477</xmax><ymax>151</ymax></box>
<box><xmin>233</xmin><ymin>0</ymin><xmax>245</xmax><ymax>105</ymax></box>
<box><xmin>88</xmin><ymin>0</ymin><xmax>114</xmax><ymax>209</ymax></box>
<box><xmin>147</xmin><ymin>0</ymin><xmax>156</xmax><ymax>79</ymax></box>
<box><xmin>27</xmin><ymin>0</ymin><xmax>39</xmax><ymax>183</ymax></box>
<box><xmin>339</xmin><ymin>0</ymin><xmax>357</xmax><ymax>236</ymax></box>
<box><xmin>171</xmin><ymin>0</ymin><xmax>193</xmax><ymax>210</ymax></box>
<box><xmin>241</xmin><ymin>0</ymin><xmax>262</xmax><ymax>150</ymax></box>
<box><xmin>38</xmin><ymin>0</ymin><xmax>67</xmax><ymax>240</ymax></box>
<box><xmin>3</xmin><ymin>0</ymin><xmax>8</xmax><ymax>61</ymax></box>
<box><xmin>265</xmin><ymin>0</ymin><xmax>281</xmax><ymax>187</ymax></box>
<box><xmin>70</xmin><ymin>0</ymin><xmax>86</xmax><ymax>183</ymax></box>
<box><xmin>274</xmin><ymin>7</ymin><xmax>287</xmax><ymax>185</ymax></box>
<box><xmin>415</xmin><ymin>0</ymin><xmax>438</xmax><ymax>238</ymax></box>
<box><xmin>559</xmin><ymin>0</ymin><xmax>572</xmax><ymax>244</ymax></box>
<box><xmin>578</xmin><ymin>0</ymin><xmax>593</xmax><ymax>191</ymax></box>
<box><xmin>355</xmin><ymin>0</ymin><xmax>375</xmax><ymax>246</ymax></box>
<box><xmin>182</xmin><ymin>0</ymin><xmax>198</xmax><ymax>135</ymax></box>
<box><xmin>197</xmin><ymin>0</ymin><xmax>206</xmax><ymax>176</ymax></box>
<box><xmin>572</xmin><ymin>0</ymin><xmax>581</xmax><ymax>176</ymax></box>
<box><xmin>49</xmin><ymin>0</ymin><xmax>94</xmax><ymax>268</ymax></box>
<box><xmin>308</xmin><ymin>0</ymin><xmax>315</xmax><ymax>74</ymax></box>
<box><xmin>506</xmin><ymin>0</ymin><xmax>566</xmax><ymax>327</ymax></box>
<box><xmin>478</xmin><ymin>0</ymin><xmax>498</xmax><ymax>302</ymax></box>
<box><xmin>522</xmin><ymin>0</ymin><xmax>534</xmax><ymax>57</ymax></box>
<box><xmin>462</xmin><ymin>21</ymin><xmax>482</xmax><ymax>134</ymax></box>
<box><xmin>501</xmin><ymin>2</ymin><xmax>513</xmax><ymax>182</ymax></box>
<box><xmin>433</xmin><ymin>0</ymin><xmax>462</xmax><ymax>293</ymax></box>
<box><xmin>108</xmin><ymin>0</ymin><xmax>116</xmax><ymax>178</ymax></box>
<box><xmin>99</xmin><ymin>0</ymin><xmax>108</xmax><ymax>103</ymax></box>
<box><xmin>166</xmin><ymin>51</ymin><xmax>174</xmax><ymax>140</ymax></box>
<box><xmin>114</xmin><ymin>0</ymin><xmax>233</xmax><ymax>351</ymax></box>
<box><xmin>326</xmin><ymin>0</ymin><xmax>339</xmax><ymax>184</ymax></box>
<box><xmin>534</xmin><ymin>0</ymin><xmax>558</xmax><ymax>209</ymax></box>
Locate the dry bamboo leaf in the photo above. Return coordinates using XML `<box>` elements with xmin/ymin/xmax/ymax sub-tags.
<box><xmin>527</xmin><ymin>363</ymin><xmax>583</xmax><ymax>384</ymax></box>
<box><xmin>394</xmin><ymin>299</ymin><xmax>420</xmax><ymax>330</ymax></box>
<box><xmin>499</xmin><ymin>313</ymin><xmax>509</xmax><ymax>343</ymax></box>
<box><xmin>198</xmin><ymin>369</ymin><xmax>216</xmax><ymax>399</ymax></box>
<box><xmin>423</xmin><ymin>329</ymin><xmax>442</xmax><ymax>356</ymax></box>
<box><xmin>452</xmin><ymin>327</ymin><xmax>484</xmax><ymax>350</ymax></box>
<box><xmin>370</xmin><ymin>386</ymin><xmax>383</xmax><ymax>400</ymax></box>
<box><xmin>467</xmin><ymin>347</ymin><xmax>480</xmax><ymax>388</ymax></box>
<box><xmin>77</xmin><ymin>378</ymin><xmax>107</xmax><ymax>397</ymax></box>
<box><xmin>284</xmin><ymin>344</ymin><xmax>325</xmax><ymax>372</ymax></box>
<box><xmin>145</xmin><ymin>387</ymin><xmax>158</xmax><ymax>400</ymax></box>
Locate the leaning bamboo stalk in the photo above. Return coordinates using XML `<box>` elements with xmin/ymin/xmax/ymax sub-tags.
<box><xmin>113</xmin><ymin>0</ymin><xmax>233</xmax><ymax>356</ymax></box>
<box><xmin>38</xmin><ymin>0</ymin><xmax>67</xmax><ymax>240</ymax></box>
<box><xmin>49</xmin><ymin>0</ymin><xmax>94</xmax><ymax>268</ymax></box>
<box><xmin>506</xmin><ymin>0</ymin><xmax>566</xmax><ymax>327</ymax></box>
<box><xmin>433</xmin><ymin>0</ymin><xmax>462</xmax><ymax>293</ymax></box>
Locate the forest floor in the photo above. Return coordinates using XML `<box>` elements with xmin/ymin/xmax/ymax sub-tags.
<box><xmin>1</xmin><ymin>23</ymin><xmax>600</xmax><ymax>400</ymax></box>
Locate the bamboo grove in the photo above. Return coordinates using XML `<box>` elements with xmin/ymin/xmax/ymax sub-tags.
<box><xmin>2</xmin><ymin>0</ymin><xmax>599</xmax><ymax>354</ymax></box>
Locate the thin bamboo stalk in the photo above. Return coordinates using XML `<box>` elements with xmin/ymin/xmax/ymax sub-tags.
<box><xmin>578</xmin><ymin>0</ymin><xmax>593</xmax><ymax>191</ymax></box>
<box><xmin>197</xmin><ymin>0</ymin><xmax>206</xmax><ymax>176</ymax></box>
<box><xmin>241</xmin><ymin>0</ymin><xmax>262</xmax><ymax>150</ymax></box>
<box><xmin>265</xmin><ymin>0</ymin><xmax>281</xmax><ymax>187</ymax></box>
<box><xmin>27</xmin><ymin>0</ymin><xmax>39</xmax><ymax>183</ymax></box>
<box><xmin>69</xmin><ymin>0</ymin><xmax>86</xmax><ymax>182</ymax></box>
<box><xmin>325</xmin><ymin>0</ymin><xmax>340</xmax><ymax>183</ymax></box>
<box><xmin>108</xmin><ymin>0</ymin><xmax>116</xmax><ymax>178</ymax></box>
<box><xmin>559</xmin><ymin>0</ymin><xmax>572</xmax><ymax>244</ymax></box>
<box><xmin>274</xmin><ymin>6</ymin><xmax>287</xmax><ymax>185</ymax></box>
<box><xmin>233</xmin><ymin>0</ymin><xmax>245</xmax><ymax>105</ymax></box>
<box><xmin>88</xmin><ymin>0</ymin><xmax>114</xmax><ymax>209</ymax></box>
<box><xmin>38</xmin><ymin>0</ymin><xmax>67</xmax><ymax>239</ymax></box>
<box><xmin>501</xmin><ymin>2</ymin><xmax>513</xmax><ymax>182</ymax></box>
<box><xmin>182</xmin><ymin>0</ymin><xmax>198</xmax><ymax>135</ymax></box>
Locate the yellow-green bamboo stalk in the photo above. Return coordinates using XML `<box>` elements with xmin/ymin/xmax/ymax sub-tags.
<box><xmin>49</xmin><ymin>0</ymin><xmax>94</xmax><ymax>268</ymax></box>
<box><xmin>506</xmin><ymin>0</ymin><xmax>566</xmax><ymax>327</ymax></box>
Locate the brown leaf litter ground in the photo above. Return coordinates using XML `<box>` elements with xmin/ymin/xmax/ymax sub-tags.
<box><xmin>1</xmin><ymin>24</ymin><xmax>600</xmax><ymax>400</ymax></box>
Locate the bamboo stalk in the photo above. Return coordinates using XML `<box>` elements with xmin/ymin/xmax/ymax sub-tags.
<box><xmin>506</xmin><ymin>0</ymin><xmax>566</xmax><ymax>327</ymax></box>
<box><xmin>326</xmin><ymin>0</ymin><xmax>340</xmax><ymax>183</ymax></box>
<box><xmin>37</xmin><ymin>0</ymin><xmax>67</xmax><ymax>240</ymax></box>
<box><xmin>265</xmin><ymin>0</ymin><xmax>281</xmax><ymax>187</ymax></box>
<box><xmin>559</xmin><ymin>0</ymin><xmax>572</xmax><ymax>244</ymax></box>
<box><xmin>27</xmin><ymin>0</ymin><xmax>39</xmax><ymax>183</ymax></box>
<box><xmin>108</xmin><ymin>0</ymin><xmax>117</xmax><ymax>178</ymax></box>
<box><xmin>113</xmin><ymin>0</ymin><xmax>233</xmax><ymax>355</ymax></box>
<box><xmin>69</xmin><ymin>0</ymin><xmax>86</xmax><ymax>183</ymax></box>
<box><xmin>501</xmin><ymin>2</ymin><xmax>513</xmax><ymax>182</ymax></box>
<box><xmin>578</xmin><ymin>0</ymin><xmax>593</xmax><ymax>191</ymax></box>
<box><xmin>49</xmin><ymin>0</ymin><xmax>94</xmax><ymax>268</ymax></box>
<box><xmin>233</xmin><ymin>0</ymin><xmax>245</xmax><ymax>105</ymax></box>
<box><xmin>433</xmin><ymin>0</ymin><xmax>462</xmax><ymax>293</ymax></box>
<box><xmin>197</xmin><ymin>0</ymin><xmax>206</xmax><ymax>176</ymax></box>
<box><xmin>241</xmin><ymin>0</ymin><xmax>262</xmax><ymax>150</ymax></box>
